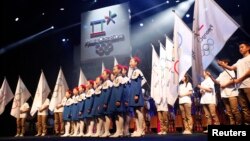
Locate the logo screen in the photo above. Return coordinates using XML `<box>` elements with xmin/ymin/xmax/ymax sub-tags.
<box><xmin>81</xmin><ymin>3</ymin><xmax>131</xmax><ymax>61</ymax></box>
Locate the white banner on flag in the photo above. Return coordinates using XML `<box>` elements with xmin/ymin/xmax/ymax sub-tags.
<box><xmin>11</xmin><ymin>77</ymin><xmax>31</xmax><ymax>118</ymax></box>
<box><xmin>114</xmin><ymin>57</ymin><xmax>119</xmax><ymax>66</ymax></box>
<box><xmin>0</xmin><ymin>78</ymin><xmax>14</xmax><ymax>115</ymax></box>
<box><xmin>49</xmin><ymin>68</ymin><xmax>68</xmax><ymax>112</ymax></box>
<box><xmin>173</xmin><ymin>13</ymin><xmax>193</xmax><ymax>83</ymax></box>
<box><xmin>78</xmin><ymin>68</ymin><xmax>88</xmax><ymax>86</ymax></box>
<box><xmin>30</xmin><ymin>71</ymin><xmax>51</xmax><ymax>116</ymax></box>
<box><xmin>159</xmin><ymin>42</ymin><xmax>168</xmax><ymax>105</ymax></box>
<box><xmin>150</xmin><ymin>44</ymin><xmax>161</xmax><ymax>104</ymax></box>
<box><xmin>193</xmin><ymin>0</ymin><xmax>239</xmax><ymax>70</ymax></box>
<box><xmin>101</xmin><ymin>61</ymin><xmax>106</xmax><ymax>73</ymax></box>
<box><xmin>164</xmin><ymin>37</ymin><xmax>178</xmax><ymax>106</ymax></box>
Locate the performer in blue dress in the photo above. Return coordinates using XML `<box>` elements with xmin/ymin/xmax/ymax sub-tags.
<box><xmin>121</xmin><ymin>65</ymin><xmax>131</xmax><ymax>136</ymax></box>
<box><xmin>100</xmin><ymin>69</ymin><xmax>113</xmax><ymax>137</ymax></box>
<box><xmin>128</xmin><ymin>57</ymin><xmax>146</xmax><ymax>137</ymax></box>
<box><xmin>61</xmin><ymin>90</ymin><xmax>73</xmax><ymax>137</ymax></box>
<box><xmin>77</xmin><ymin>84</ymin><xmax>86</xmax><ymax>136</ymax></box>
<box><xmin>110</xmin><ymin>64</ymin><xmax>125</xmax><ymax>137</ymax></box>
<box><xmin>83</xmin><ymin>80</ymin><xmax>95</xmax><ymax>137</ymax></box>
<box><xmin>71</xmin><ymin>87</ymin><xmax>80</xmax><ymax>136</ymax></box>
<box><xmin>92</xmin><ymin>76</ymin><xmax>104</xmax><ymax>137</ymax></box>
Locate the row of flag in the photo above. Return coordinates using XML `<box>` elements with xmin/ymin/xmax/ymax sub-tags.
<box><xmin>150</xmin><ymin>0</ymin><xmax>240</xmax><ymax>106</ymax></box>
<box><xmin>0</xmin><ymin>56</ymin><xmax>142</xmax><ymax>118</ymax></box>
<box><xmin>0</xmin><ymin>67</ymin><xmax>87</xmax><ymax>118</ymax></box>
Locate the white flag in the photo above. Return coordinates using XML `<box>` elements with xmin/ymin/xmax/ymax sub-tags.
<box><xmin>101</xmin><ymin>61</ymin><xmax>106</xmax><ymax>73</ymax></box>
<box><xmin>192</xmin><ymin>0</ymin><xmax>203</xmax><ymax>86</ymax></box>
<box><xmin>49</xmin><ymin>68</ymin><xmax>68</xmax><ymax>112</ymax></box>
<box><xmin>173</xmin><ymin>13</ymin><xmax>193</xmax><ymax>82</ymax></box>
<box><xmin>11</xmin><ymin>77</ymin><xmax>31</xmax><ymax>118</ymax></box>
<box><xmin>30</xmin><ymin>71</ymin><xmax>51</xmax><ymax>116</ymax></box>
<box><xmin>192</xmin><ymin>0</ymin><xmax>239</xmax><ymax>85</ymax></box>
<box><xmin>114</xmin><ymin>57</ymin><xmax>119</xmax><ymax>66</ymax></box>
<box><xmin>150</xmin><ymin>44</ymin><xmax>161</xmax><ymax>104</ymax></box>
<box><xmin>159</xmin><ymin>42</ymin><xmax>168</xmax><ymax>104</ymax></box>
<box><xmin>164</xmin><ymin>37</ymin><xmax>178</xmax><ymax>106</ymax></box>
<box><xmin>78</xmin><ymin>68</ymin><xmax>87</xmax><ymax>86</ymax></box>
<box><xmin>0</xmin><ymin>78</ymin><xmax>14</xmax><ymax>115</ymax></box>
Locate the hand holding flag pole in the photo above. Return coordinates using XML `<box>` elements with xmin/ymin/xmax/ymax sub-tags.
<box><xmin>217</xmin><ymin>60</ymin><xmax>237</xmax><ymax>91</ymax></box>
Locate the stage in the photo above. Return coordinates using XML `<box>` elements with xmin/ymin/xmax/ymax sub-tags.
<box><xmin>0</xmin><ymin>133</ymin><xmax>207</xmax><ymax>141</ymax></box>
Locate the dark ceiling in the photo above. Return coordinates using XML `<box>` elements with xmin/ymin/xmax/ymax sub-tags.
<box><xmin>1</xmin><ymin>0</ymin><xmax>250</xmax><ymax>90</ymax></box>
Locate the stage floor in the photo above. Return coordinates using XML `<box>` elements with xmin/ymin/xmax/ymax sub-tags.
<box><xmin>0</xmin><ymin>133</ymin><xmax>207</xmax><ymax>141</ymax></box>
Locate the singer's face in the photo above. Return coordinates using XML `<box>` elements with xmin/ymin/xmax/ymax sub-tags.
<box><xmin>239</xmin><ymin>43</ymin><xmax>250</xmax><ymax>55</ymax></box>
<box><xmin>129</xmin><ymin>59</ymin><xmax>137</xmax><ymax>68</ymax></box>
<box><xmin>122</xmin><ymin>69</ymin><xmax>127</xmax><ymax>75</ymax></box>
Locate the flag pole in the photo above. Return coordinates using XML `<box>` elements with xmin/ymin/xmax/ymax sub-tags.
<box><xmin>222</xmin><ymin>68</ymin><xmax>238</xmax><ymax>91</ymax></box>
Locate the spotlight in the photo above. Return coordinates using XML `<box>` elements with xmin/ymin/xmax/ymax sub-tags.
<box><xmin>0</xmin><ymin>26</ymin><xmax>55</xmax><ymax>55</ymax></box>
<box><xmin>62</xmin><ymin>38</ymin><xmax>66</xmax><ymax>42</ymax></box>
<box><xmin>186</xmin><ymin>14</ymin><xmax>190</xmax><ymax>18</ymax></box>
<box><xmin>15</xmin><ymin>17</ymin><xmax>19</xmax><ymax>22</ymax></box>
<box><xmin>131</xmin><ymin>0</ymin><xmax>195</xmax><ymax>48</ymax></box>
<box><xmin>42</xmin><ymin>12</ymin><xmax>45</xmax><ymax>15</ymax></box>
<box><xmin>166</xmin><ymin>0</ymin><xmax>169</xmax><ymax>4</ymax></box>
<box><xmin>60</xmin><ymin>8</ymin><xmax>65</xmax><ymax>11</ymax></box>
<box><xmin>51</xmin><ymin>26</ymin><xmax>54</xmax><ymax>29</ymax></box>
<box><xmin>140</xmin><ymin>23</ymin><xmax>144</xmax><ymax>27</ymax></box>
<box><xmin>237</xmin><ymin>4</ymin><xmax>240</xmax><ymax>7</ymax></box>
<box><xmin>94</xmin><ymin>0</ymin><xmax>97</xmax><ymax>3</ymax></box>
<box><xmin>176</xmin><ymin>0</ymin><xmax>180</xmax><ymax>3</ymax></box>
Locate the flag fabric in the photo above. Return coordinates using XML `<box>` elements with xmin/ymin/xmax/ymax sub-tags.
<box><xmin>0</xmin><ymin>78</ymin><xmax>14</xmax><ymax>115</ymax></box>
<box><xmin>101</xmin><ymin>61</ymin><xmax>105</xmax><ymax>73</ymax></box>
<box><xmin>150</xmin><ymin>44</ymin><xmax>161</xmax><ymax>104</ymax></box>
<box><xmin>159</xmin><ymin>42</ymin><xmax>168</xmax><ymax>105</ymax></box>
<box><xmin>49</xmin><ymin>68</ymin><xmax>68</xmax><ymax>112</ymax></box>
<box><xmin>10</xmin><ymin>77</ymin><xmax>31</xmax><ymax>118</ymax></box>
<box><xmin>173</xmin><ymin>13</ymin><xmax>193</xmax><ymax>83</ymax></box>
<box><xmin>114</xmin><ymin>57</ymin><xmax>119</xmax><ymax>66</ymax></box>
<box><xmin>192</xmin><ymin>0</ymin><xmax>239</xmax><ymax>85</ymax></box>
<box><xmin>192</xmin><ymin>0</ymin><xmax>203</xmax><ymax>86</ymax></box>
<box><xmin>165</xmin><ymin>37</ymin><xmax>178</xmax><ymax>106</ymax></box>
<box><xmin>30</xmin><ymin>71</ymin><xmax>51</xmax><ymax>116</ymax></box>
<box><xmin>78</xmin><ymin>68</ymin><xmax>87</xmax><ymax>86</ymax></box>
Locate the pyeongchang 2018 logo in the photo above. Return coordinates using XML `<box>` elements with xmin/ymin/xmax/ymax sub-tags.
<box><xmin>196</xmin><ymin>24</ymin><xmax>214</xmax><ymax>56</ymax></box>
<box><xmin>84</xmin><ymin>10</ymin><xmax>125</xmax><ymax>56</ymax></box>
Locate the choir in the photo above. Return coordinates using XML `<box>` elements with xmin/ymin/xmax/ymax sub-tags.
<box><xmin>8</xmin><ymin>49</ymin><xmax>250</xmax><ymax>137</ymax></box>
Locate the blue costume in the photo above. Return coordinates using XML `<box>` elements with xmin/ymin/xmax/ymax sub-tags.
<box><xmin>83</xmin><ymin>89</ymin><xmax>94</xmax><ymax>118</ymax></box>
<box><xmin>62</xmin><ymin>97</ymin><xmax>73</xmax><ymax>121</ymax></box>
<box><xmin>91</xmin><ymin>85</ymin><xmax>103</xmax><ymax>116</ymax></box>
<box><xmin>122</xmin><ymin>76</ymin><xmax>131</xmax><ymax>112</ymax></box>
<box><xmin>128</xmin><ymin>68</ymin><xmax>144</xmax><ymax>107</ymax></box>
<box><xmin>109</xmin><ymin>75</ymin><xmax>124</xmax><ymax>113</ymax></box>
<box><xmin>77</xmin><ymin>93</ymin><xmax>86</xmax><ymax>119</ymax></box>
<box><xmin>71</xmin><ymin>95</ymin><xmax>79</xmax><ymax>121</ymax></box>
<box><xmin>99</xmin><ymin>79</ymin><xmax>113</xmax><ymax>115</ymax></box>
